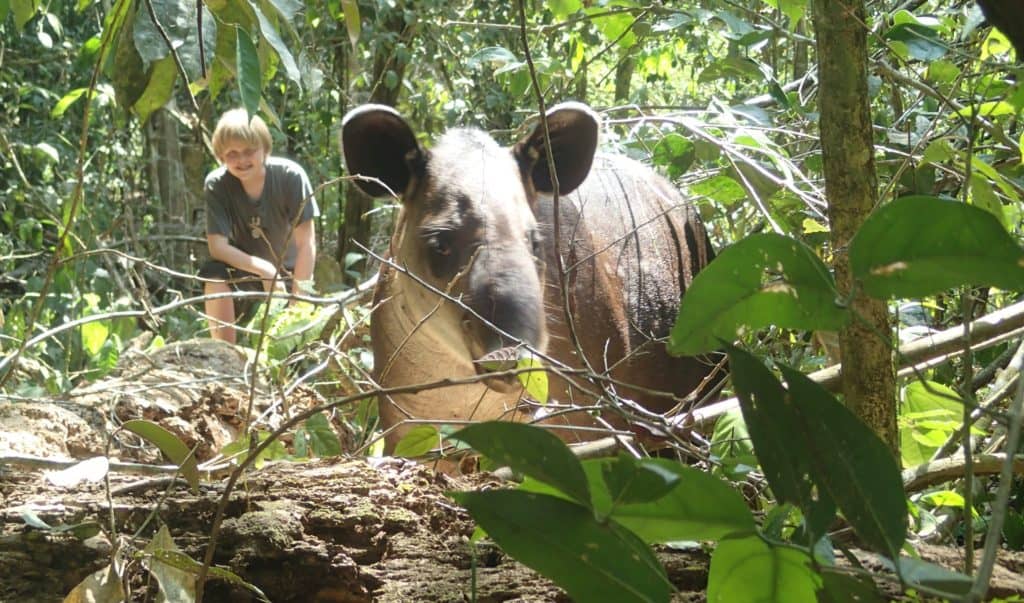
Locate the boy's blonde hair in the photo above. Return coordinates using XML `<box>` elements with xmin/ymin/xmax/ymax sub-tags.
<box><xmin>211</xmin><ymin>108</ymin><xmax>273</xmax><ymax>159</ymax></box>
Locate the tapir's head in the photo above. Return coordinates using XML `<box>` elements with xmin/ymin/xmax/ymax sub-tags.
<box><xmin>341</xmin><ymin>103</ymin><xmax>599</xmax><ymax>381</ymax></box>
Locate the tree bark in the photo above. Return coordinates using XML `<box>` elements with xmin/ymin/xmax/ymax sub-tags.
<box><xmin>810</xmin><ymin>0</ymin><xmax>898</xmax><ymax>452</ymax></box>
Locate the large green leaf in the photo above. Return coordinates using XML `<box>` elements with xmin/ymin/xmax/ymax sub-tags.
<box><xmin>669</xmin><ymin>233</ymin><xmax>847</xmax><ymax>356</ymax></box>
<box><xmin>252</xmin><ymin>1</ymin><xmax>300</xmax><ymax>86</ymax></box>
<box><xmin>122</xmin><ymin>420</ymin><xmax>199</xmax><ymax>494</ymax></box>
<box><xmin>131</xmin><ymin>0</ymin><xmax>216</xmax><ymax>78</ymax></box>
<box><xmin>710</xmin><ymin>408</ymin><xmax>757</xmax><ymax>476</ymax></box>
<box><xmin>448</xmin><ymin>422</ymin><xmax>590</xmax><ymax>506</ymax></box>
<box><xmin>778</xmin><ymin>365</ymin><xmax>908</xmax><ymax>557</ymax></box>
<box><xmin>339</xmin><ymin>0</ymin><xmax>360</xmax><ymax>48</ymax></box>
<box><xmin>895</xmin><ymin>557</ymin><xmax>972</xmax><ymax>596</ymax></box>
<box><xmin>726</xmin><ymin>346</ymin><xmax>821</xmax><ymax>513</ymax></box>
<box><xmin>236</xmin><ymin>28</ymin><xmax>261</xmax><ymax>117</ymax></box>
<box><xmin>707</xmin><ymin>534</ymin><xmax>821</xmax><ymax>603</ymax></box>
<box><xmin>598</xmin><ymin>458</ymin><xmax>755</xmax><ymax>543</ymax></box>
<box><xmin>11</xmin><ymin>0</ymin><xmax>38</xmax><ymax>30</ymax></box>
<box><xmin>133</xmin><ymin>54</ymin><xmax>177</xmax><ymax>123</ymax></box>
<box><xmin>849</xmin><ymin>196</ymin><xmax>1024</xmax><ymax>298</ymax></box>
<box><xmin>899</xmin><ymin>381</ymin><xmax>962</xmax><ymax>468</ymax></box>
<box><xmin>600</xmin><ymin>455</ymin><xmax>681</xmax><ymax>507</ymax></box>
<box><xmin>392</xmin><ymin>425</ymin><xmax>439</xmax><ymax>458</ymax></box>
<box><xmin>451</xmin><ymin>490</ymin><xmax>671</xmax><ymax>603</ymax></box>
<box><xmin>884</xmin><ymin>23</ymin><xmax>948</xmax><ymax>61</ymax></box>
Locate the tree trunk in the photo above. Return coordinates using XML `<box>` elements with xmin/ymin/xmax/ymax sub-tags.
<box><xmin>810</xmin><ymin>0</ymin><xmax>898</xmax><ymax>452</ymax></box>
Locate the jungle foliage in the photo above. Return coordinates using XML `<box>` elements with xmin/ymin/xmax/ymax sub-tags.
<box><xmin>2</xmin><ymin>0</ymin><xmax>1024</xmax><ymax>601</ymax></box>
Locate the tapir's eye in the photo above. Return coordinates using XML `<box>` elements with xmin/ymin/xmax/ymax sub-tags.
<box><xmin>427</xmin><ymin>231</ymin><xmax>453</xmax><ymax>257</ymax></box>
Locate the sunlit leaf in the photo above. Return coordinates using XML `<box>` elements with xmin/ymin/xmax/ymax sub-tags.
<box><xmin>516</xmin><ymin>350</ymin><xmax>548</xmax><ymax>404</ymax></box>
<box><xmin>11</xmin><ymin>0</ymin><xmax>38</xmax><ymax>31</ymax></box>
<box><xmin>548</xmin><ymin>0</ymin><xmax>581</xmax><ymax>19</ymax></box>
<box><xmin>450</xmin><ymin>490</ymin><xmax>671</xmax><ymax>603</ymax></box>
<box><xmin>690</xmin><ymin>174</ymin><xmax>746</xmax><ymax>205</ymax></box>
<box><xmin>708</xmin><ymin>533</ymin><xmax>821</xmax><ymax>602</ymax></box>
<box><xmin>122</xmin><ymin>419</ymin><xmax>200</xmax><ymax>494</ymax></box>
<box><xmin>710</xmin><ymin>408</ymin><xmax>757</xmax><ymax>476</ymax></box>
<box><xmin>339</xmin><ymin>0</ymin><xmax>360</xmax><ymax>48</ymax></box>
<box><xmin>64</xmin><ymin>564</ymin><xmax>126</xmax><ymax>603</ymax></box>
<box><xmin>449</xmin><ymin>422</ymin><xmax>590</xmax><ymax>506</ymax></box>
<box><xmin>392</xmin><ymin>425</ymin><xmax>439</xmax><ymax>458</ymax></box>
<box><xmin>145</xmin><ymin>525</ymin><xmax>197</xmax><ymax>602</ymax></box>
<box><xmin>81</xmin><ymin>320</ymin><xmax>109</xmax><ymax>357</ymax></box>
<box><xmin>651</xmin><ymin>133</ymin><xmax>695</xmax><ymax>179</ymax></box>
<box><xmin>133</xmin><ymin>54</ymin><xmax>177</xmax><ymax>124</ymax></box>
<box><xmin>899</xmin><ymin>381</ymin><xmax>962</xmax><ymax>468</ymax></box>
<box><xmin>45</xmin><ymin>456</ymin><xmax>109</xmax><ymax>488</ymax></box>
<box><xmin>850</xmin><ymin>195</ymin><xmax>1024</xmax><ymax>298</ymax></box>
<box><xmin>253</xmin><ymin>2</ymin><xmax>300</xmax><ymax>86</ymax></box>
<box><xmin>669</xmin><ymin>234</ymin><xmax>847</xmax><ymax>356</ymax></box>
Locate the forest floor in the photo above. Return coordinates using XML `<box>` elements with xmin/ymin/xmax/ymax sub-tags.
<box><xmin>1</xmin><ymin>339</ymin><xmax>1023</xmax><ymax>601</ymax></box>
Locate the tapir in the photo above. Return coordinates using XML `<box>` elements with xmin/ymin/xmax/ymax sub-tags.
<box><xmin>341</xmin><ymin>102</ymin><xmax>721</xmax><ymax>450</ymax></box>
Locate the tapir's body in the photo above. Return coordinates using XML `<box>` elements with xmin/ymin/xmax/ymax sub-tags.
<box><xmin>342</xmin><ymin>104</ymin><xmax>719</xmax><ymax>449</ymax></box>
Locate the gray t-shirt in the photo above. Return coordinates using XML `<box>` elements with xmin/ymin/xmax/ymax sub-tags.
<box><xmin>205</xmin><ymin>156</ymin><xmax>319</xmax><ymax>270</ymax></box>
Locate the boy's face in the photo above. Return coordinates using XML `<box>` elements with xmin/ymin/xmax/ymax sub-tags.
<box><xmin>220</xmin><ymin>139</ymin><xmax>266</xmax><ymax>186</ymax></box>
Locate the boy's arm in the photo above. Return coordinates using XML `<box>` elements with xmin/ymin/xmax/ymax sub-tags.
<box><xmin>207</xmin><ymin>234</ymin><xmax>285</xmax><ymax>291</ymax></box>
<box><xmin>290</xmin><ymin>219</ymin><xmax>316</xmax><ymax>296</ymax></box>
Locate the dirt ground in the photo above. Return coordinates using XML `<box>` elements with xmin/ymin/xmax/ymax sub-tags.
<box><xmin>1</xmin><ymin>339</ymin><xmax>1023</xmax><ymax>601</ymax></box>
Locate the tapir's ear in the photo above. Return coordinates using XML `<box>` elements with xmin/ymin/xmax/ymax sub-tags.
<box><xmin>341</xmin><ymin>104</ymin><xmax>425</xmax><ymax>199</ymax></box>
<box><xmin>514</xmin><ymin>102</ymin><xmax>599</xmax><ymax>196</ymax></box>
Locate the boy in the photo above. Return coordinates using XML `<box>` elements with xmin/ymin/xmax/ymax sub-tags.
<box><xmin>199</xmin><ymin>108</ymin><xmax>318</xmax><ymax>343</ymax></box>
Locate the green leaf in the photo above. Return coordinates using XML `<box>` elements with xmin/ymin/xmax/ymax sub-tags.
<box><xmin>899</xmin><ymin>381</ymin><xmax>962</xmax><ymax>468</ymax></box>
<box><xmin>148</xmin><ymin>549</ymin><xmax>271</xmax><ymax>601</ymax></box>
<box><xmin>548</xmin><ymin>0</ymin><xmax>581</xmax><ymax>19</ymax></box>
<box><xmin>122</xmin><ymin>419</ymin><xmax>200</xmax><ymax>494</ymax></box>
<box><xmin>586</xmin><ymin>2</ymin><xmax>638</xmax><ymax>49</ymax></box>
<box><xmin>726</xmin><ymin>346</ymin><xmax>819</xmax><ymax>511</ymax></box>
<box><xmin>516</xmin><ymin>350</ymin><xmax>548</xmax><ymax>404</ymax></box>
<box><xmin>304</xmin><ymin>412</ymin><xmax>342</xmax><ymax>457</ymax></box>
<box><xmin>818</xmin><ymin>568</ymin><xmax>885</xmax><ymax>603</ymax></box>
<box><xmin>599</xmin><ymin>458</ymin><xmax>755</xmax><ymax>543</ymax></box>
<box><xmin>81</xmin><ymin>319</ymin><xmax>109</xmax><ymax>356</ymax></box>
<box><xmin>951</xmin><ymin>100</ymin><xmax>1020</xmax><ymax>120</ymax></box>
<box><xmin>450</xmin><ymin>490</ymin><xmax>671</xmax><ymax>603</ymax></box>
<box><xmin>236</xmin><ymin>28</ymin><xmax>261</xmax><ymax>117</ymax></box>
<box><xmin>710</xmin><ymin>408</ymin><xmax>757</xmax><ymax>475</ymax></box>
<box><xmin>925</xmin><ymin>60</ymin><xmax>960</xmax><ymax>85</ymax></box>
<box><xmin>448</xmin><ymin>422</ymin><xmax>590</xmax><ymax>506</ymax></box>
<box><xmin>339</xmin><ymin>0</ymin><xmax>360</xmax><ymax>48</ymax></box>
<box><xmin>145</xmin><ymin>525</ymin><xmax>197</xmax><ymax>601</ymax></box>
<box><xmin>51</xmin><ymin>88</ymin><xmax>88</xmax><ymax>118</ymax></box>
<box><xmin>690</xmin><ymin>174</ymin><xmax>746</xmax><ymax>205</ymax></box>
<box><xmin>849</xmin><ymin>196</ymin><xmax>1024</xmax><ymax>298</ymax></box>
<box><xmin>708</xmin><ymin>534</ymin><xmax>821</xmax><ymax>602</ymax></box>
<box><xmin>778</xmin><ymin>365</ymin><xmax>907</xmax><ymax>557</ymax></box>
<box><xmin>252</xmin><ymin>2</ymin><xmax>300</xmax><ymax>86</ymax></box>
<box><xmin>11</xmin><ymin>0</ymin><xmax>38</xmax><ymax>30</ymax></box>
<box><xmin>392</xmin><ymin>425</ymin><xmax>439</xmax><ymax>458</ymax></box>
<box><xmin>601</xmin><ymin>455</ymin><xmax>681</xmax><ymax>507</ymax></box>
<box><xmin>0</xmin><ymin>0</ymin><xmax>9</xmax><ymax>23</ymax></box>
<box><xmin>884</xmin><ymin>23</ymin><xmax>947</xmax><ymax>61</ymax></box>
<box><xmin>651</xmin><ymin>133</ymin><xmax>695</xmax><ymax>180</ymax></box>
<box><xmin>894</xmin><ymin>557</ymin><xmax>972</xmax><ymax>596</ymax></box>
<box><xmin>133</xmin><ymin>54</ymin><xmax>177</xmax><ymax>124</ymax></box>
<box><xmin>668</xmin><ymin>233</ymin><xmax>847</xmax><ymax>356</ymax></box>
